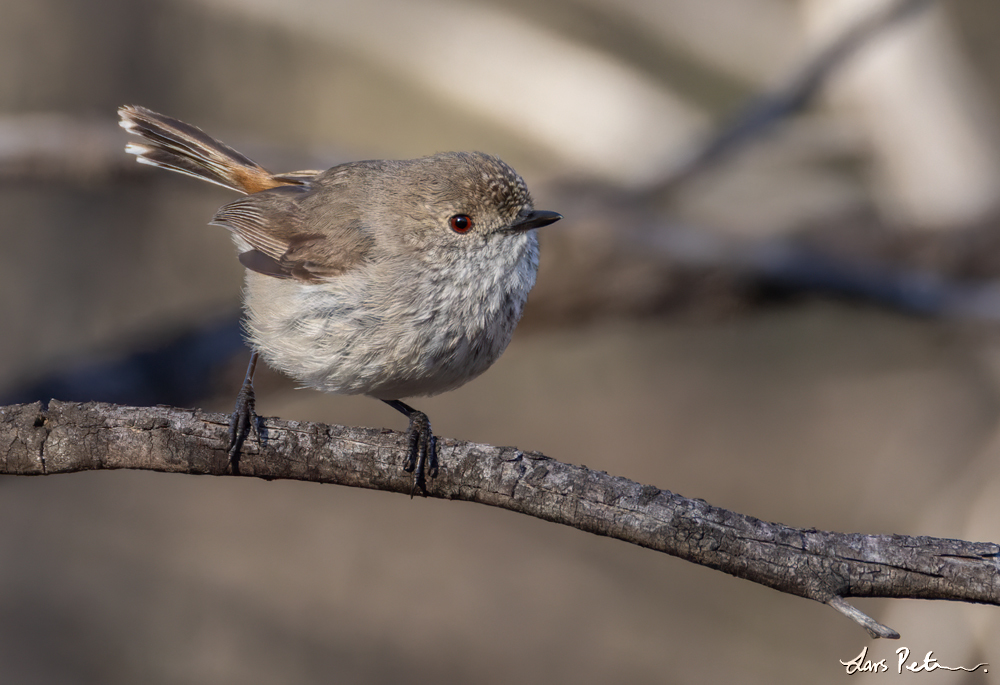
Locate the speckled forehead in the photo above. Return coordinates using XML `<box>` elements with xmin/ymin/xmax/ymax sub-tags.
<box><xmin>478</xmin><ymin>157</ymin><xmax>531</xmax><ymax>213</ymax></box>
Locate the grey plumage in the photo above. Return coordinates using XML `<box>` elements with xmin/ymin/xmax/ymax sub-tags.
<box><xmin>118</xmin><ymin>105</ymin><xmax>560</xmax><ymax>483</ymax></box>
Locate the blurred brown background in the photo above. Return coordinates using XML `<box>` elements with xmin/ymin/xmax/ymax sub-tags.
<box><xmin>3</xmin><ymin>0</ymin><xmax>1000</xmax><ymax>682</ymax></box>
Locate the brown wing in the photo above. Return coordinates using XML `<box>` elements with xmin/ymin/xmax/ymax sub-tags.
<box><xmin>210</xmin><ymin>183</ymin><xmax>373</xmax><ymax>283</ymax></box>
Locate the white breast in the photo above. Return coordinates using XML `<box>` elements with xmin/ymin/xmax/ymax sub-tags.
<box><xmin>241</xmin><ymin>231</ymin><xmax>539</xmax><ymax>400</ymax></box>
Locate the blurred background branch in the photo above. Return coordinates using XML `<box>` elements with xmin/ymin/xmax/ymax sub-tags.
<box><xmin>645</xmin><ymin>0</ymin><xmax>935</xmax><ymax>196</ymax></box>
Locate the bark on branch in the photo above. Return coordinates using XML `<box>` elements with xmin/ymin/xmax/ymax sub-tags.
<box><xmin>3</xmin><ymin>399</ymin><xmax>999</xmax><ymax>639</ymax></box>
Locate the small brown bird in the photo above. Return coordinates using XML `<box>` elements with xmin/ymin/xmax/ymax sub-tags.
<box><xmin>118</xmin><ymin>105</ymin><xmax>561</xmax><ymax>490</ymax></box>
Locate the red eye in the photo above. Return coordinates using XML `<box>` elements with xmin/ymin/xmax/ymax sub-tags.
<box><xmin>449</xmin><ymin>214</ymin><xmax>472</xmax><ymax>233</ymax></box>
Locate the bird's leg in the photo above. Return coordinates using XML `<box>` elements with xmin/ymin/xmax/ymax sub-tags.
<box><xmin>383</xmin><ymin>399</ymin><xmax>438</xmax><ymax>495</ymax></box>
<box><xmin>227</xmin><ymin>351</ymin><xmax>260</xmax><ymax>475</ymax></box>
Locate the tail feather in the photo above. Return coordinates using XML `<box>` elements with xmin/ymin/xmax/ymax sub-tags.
<box><xmin>118</xmin><ymin>105</ymin><xmax>287</xmax><ymax>194</ymax></box>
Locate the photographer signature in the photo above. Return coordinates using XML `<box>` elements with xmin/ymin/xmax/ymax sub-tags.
<box><xmin>841</xmin><ymin>646</ymin><xmax>988</xmax><ymax>674</ymax></box>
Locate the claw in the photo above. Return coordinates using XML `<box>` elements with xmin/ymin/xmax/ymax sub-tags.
<box><xmin>384</xmin><ymin>400</ymin><xmax>438</xmax><ymax>496</ymax></box>
<box><xmin>227</xmin><ymin>352</ymin><xmax>260</xmax><ymax>475</ymax></box>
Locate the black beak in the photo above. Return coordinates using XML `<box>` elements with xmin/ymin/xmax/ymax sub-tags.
<box><xmin>508</xmin><ymin>209</ymin><xmax>562</xmax><ymax>233</ymax></box>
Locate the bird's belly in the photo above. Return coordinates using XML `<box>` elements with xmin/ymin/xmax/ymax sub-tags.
<box><xmin>242</xmin><ymin>271</ymin><xmax>525</xmax><ymax>399</ymax></box>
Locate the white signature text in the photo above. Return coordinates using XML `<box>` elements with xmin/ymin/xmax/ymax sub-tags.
<box><xmin>841</xmin><ymin>646</ymin><xmax>988</xmax><ymax>674</ymax></box>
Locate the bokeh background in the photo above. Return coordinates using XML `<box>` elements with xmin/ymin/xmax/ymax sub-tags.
<box><xmin>3</xmin><ymin>0</ymin><xmax>1000</xmax><ymax>682</ymax></box>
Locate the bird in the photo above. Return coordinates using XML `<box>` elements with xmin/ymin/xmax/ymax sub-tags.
<box><xmin>118</xmin><ymin>105</ymin><xmax>561</xmax><ymax>491</ymax></box>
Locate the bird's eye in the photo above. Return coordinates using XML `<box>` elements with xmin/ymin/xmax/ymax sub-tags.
<box><xmin>449</xmin><ymin>214</ymin><xmax>473</xmax><ymax>233</ymax></box>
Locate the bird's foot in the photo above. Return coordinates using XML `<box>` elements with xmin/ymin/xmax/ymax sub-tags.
<box><xmin>402</xmin><ymin>409</ymin><xmax>438</xmax><ymax>495</ymax></box>
<box><xmin>384</xmin><ymin>400</ymin><xmax>438</xmax><ymax>496</ymax></box>
<box><xmin>227</xmin><ymin>379</ymin><xmax>259</xmax><ymax>475</ymax></box>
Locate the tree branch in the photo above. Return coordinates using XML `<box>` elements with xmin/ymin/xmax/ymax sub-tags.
<box><xmin>643</xmin><ymin>0</ymin><xmax>934</xmax><ymax>196</ymax></box>
<box><xmin>4</xmin><ymin>399</ymin><xmax>999</xmax><ymax>639</ymax></box>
